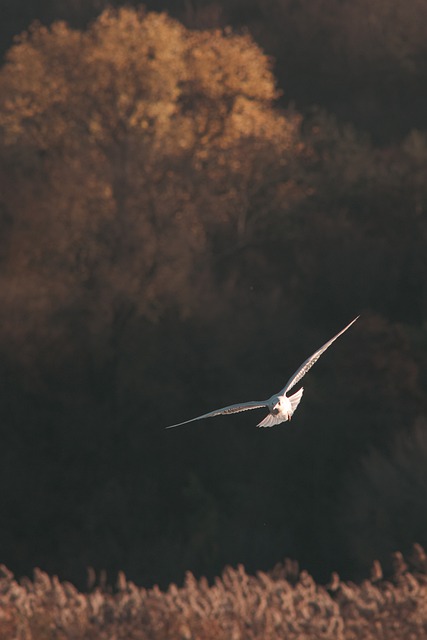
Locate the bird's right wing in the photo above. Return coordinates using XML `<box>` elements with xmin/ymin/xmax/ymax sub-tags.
<box><xmin>278</xmin><ymin>316</ymin><xmax>359</xmax><ymax>396</ymax></box>
<box><xmin>165</xmin><ymin>400</ymin><xmax>267</xmax><ymax>430</ymax></box>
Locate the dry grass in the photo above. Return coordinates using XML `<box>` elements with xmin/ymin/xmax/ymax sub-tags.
<box><xmin>1</xmin><ymin>546</ymin><xmax>427</xmax><ymax>639</ymax></box>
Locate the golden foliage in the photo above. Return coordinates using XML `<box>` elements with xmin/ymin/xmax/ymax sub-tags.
<box><xmin>0</xmin><ymin>7</ymin><xmax>302</xmax><ymax>353</ymax></box>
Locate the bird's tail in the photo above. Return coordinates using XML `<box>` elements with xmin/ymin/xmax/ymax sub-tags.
<box><xmin>257</xmin><ymin>413</ymin><xmax>282</xmax><ymax>428</ymax></box>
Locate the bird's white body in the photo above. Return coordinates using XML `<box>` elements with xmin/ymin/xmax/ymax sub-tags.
<box><xmin>165</xmin><ymin>317</ymin><xmax>358</xmax><ymax>429</ymax></box>
<box><xmin>258</xmin><ymin>387</ymin><xmax>304</xmax><ymax>428</ymax></box>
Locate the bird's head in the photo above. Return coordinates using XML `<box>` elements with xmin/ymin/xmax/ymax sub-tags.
<box><xmin>271</xmin><ymin>399</ymin><xmax>281</xmax><ymax>415</ymax></box>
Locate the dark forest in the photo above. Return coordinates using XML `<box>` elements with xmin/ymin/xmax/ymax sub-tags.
<box><xmin>1</xmin><ymin>0</ymin><xmax>427</xmax><ymax>600</ymax></box>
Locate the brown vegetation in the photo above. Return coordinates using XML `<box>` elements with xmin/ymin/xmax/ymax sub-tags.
<box><xmin>1</xmin><ymin>546</ymin><xmax>427</xmax><ymax>639</ymax></box>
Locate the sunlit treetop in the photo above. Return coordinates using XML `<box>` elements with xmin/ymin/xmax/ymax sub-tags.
<box><xmin>0</xmin><ymin>8</ymin><xmax>303</xmax><ymax>333</ymax></box>
<box><xmin>0</xmin><ymin>8</ymin><xmax>292</xmax><ymax>155</ymax></box>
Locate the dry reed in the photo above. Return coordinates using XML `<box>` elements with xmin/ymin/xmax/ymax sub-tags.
<box><xmin>1</xmin><ymin>545</ymin><xmax>427</xmax><ymax>639</ymax></box>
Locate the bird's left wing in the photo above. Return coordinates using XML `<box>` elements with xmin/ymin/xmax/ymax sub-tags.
<box><xmin>165</xmin><ymin>400</ymin><xmax>267</xmax><ymax>430</ymax></box>
<box><xmin>277</xmin><ymin>316</ymin><xmax>359</xmax><ymax>396</ymax></box>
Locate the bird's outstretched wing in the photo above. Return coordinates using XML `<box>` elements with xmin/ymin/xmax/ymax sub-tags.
<box><xmin>278</xmin><ymin>316</ymin><xmax>359</xmax><ymax>396</ymax></box>
<box><xmin>165</xmin><ymin>400</ymin><xmax>267</xmax><ymax>430</ymax></box>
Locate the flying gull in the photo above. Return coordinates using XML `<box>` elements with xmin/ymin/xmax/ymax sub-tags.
<box><xmin>166</xmin><ymin>316</ymin><xmax>358</xmax><ymax>429</ymax></box>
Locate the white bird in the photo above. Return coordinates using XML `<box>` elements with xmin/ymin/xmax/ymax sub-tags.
<box><xmin>165</xmin><ymin>316</ymin><xmax>359</xmax><ymax>429</ymax></box>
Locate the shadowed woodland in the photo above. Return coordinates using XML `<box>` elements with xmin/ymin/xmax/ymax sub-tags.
<box><xmin>1</xmin><ymin>0</ymin><xmax>427</xmax><ymax>604</ymax></box>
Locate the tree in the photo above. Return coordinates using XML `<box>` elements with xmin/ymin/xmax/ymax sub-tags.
<box><xmin>0</xmin><ymin>10</ymin><xmax>307</xmax><ymax>584</ymax></box>
<box><xmin>339</xmin><ymin>417</ymin><xmax>427</xmax><ymax>577</ymax></box>
<box><xmin>0</xmin><ymin>7</ymin><xmax>302</xmax><ymax>378</ymax></box>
